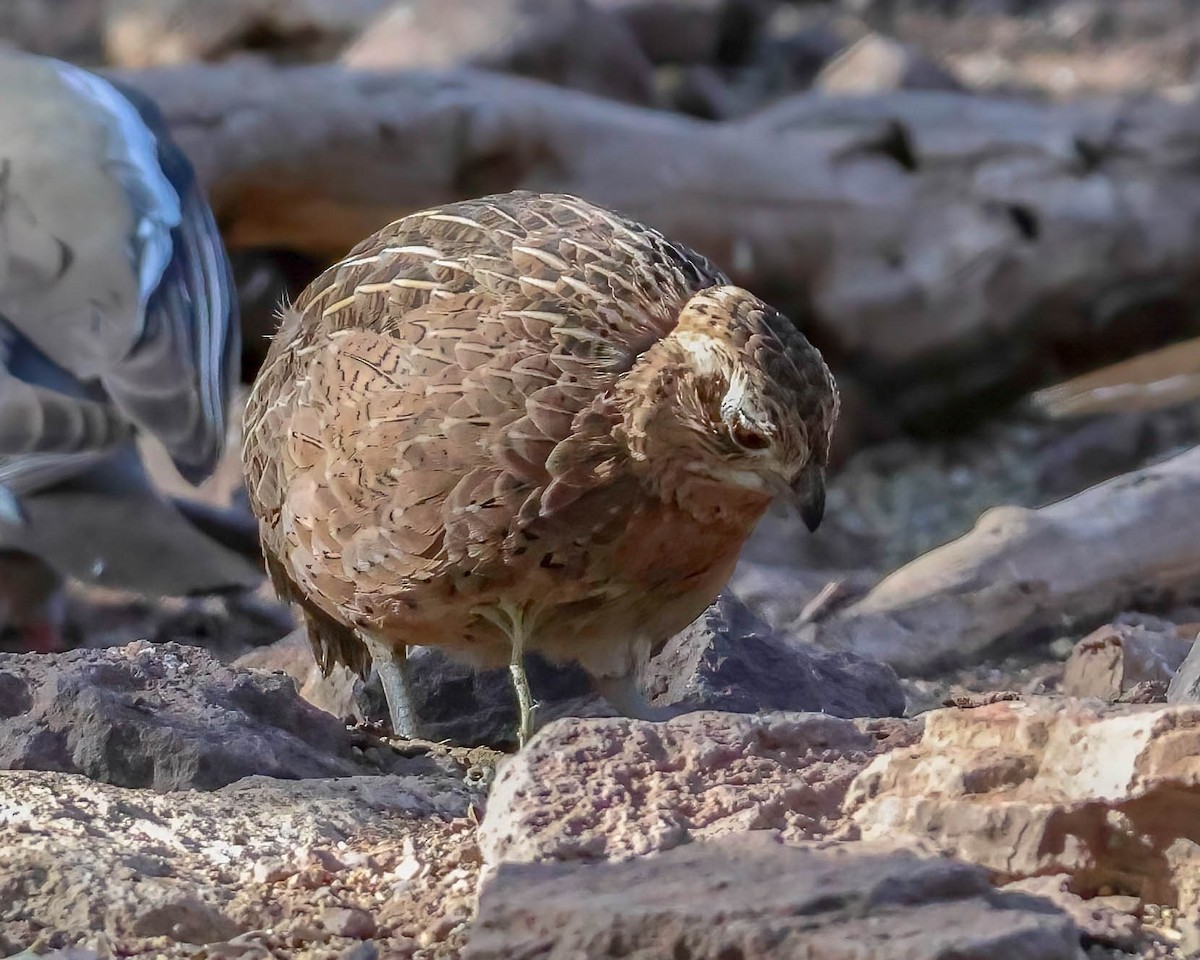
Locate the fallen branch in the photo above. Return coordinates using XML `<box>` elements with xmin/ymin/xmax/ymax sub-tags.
<box><xmin>804</xmin><ymin>445</ymin><xmax>1200</xmax><ymax>674</ymax></box>
<box><xmin>121</xmin><ymin>62</ymin><xmax>1200</xmax><ymax>422</ymax></box>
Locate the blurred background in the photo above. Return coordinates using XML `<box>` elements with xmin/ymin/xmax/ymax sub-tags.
<box><xmin>6</xmin><ymin>0</ymin><xmax>1200</xmax><ymax>708</ymax></box>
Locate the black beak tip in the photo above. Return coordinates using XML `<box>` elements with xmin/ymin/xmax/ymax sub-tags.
<box><xmin>797</xmin><ymin>474</ymin><xmax>826</xmax><ymax>533</ymax></box>
<box><xmin>800</xmin><ymin>497</ymin><xmax>824</xmax><ymax>533</ymax></box>
<box><xmin>789</xmin><ymin>463</ymin><xmax>826</xmax><ymax>534</ymax></box>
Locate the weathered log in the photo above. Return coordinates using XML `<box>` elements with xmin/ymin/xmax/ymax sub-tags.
<box><xmin>120</xmin><ymin>62</ymin><xmax>1200</xmax><ymax>422</ymax></box>
<box><xmin>1032</xmin><ymin>335</ymin><xmax>1200</xmax><ymax>418</ymax></box>
<box><xmin>804</xmin><ymin>445</ymin><xmax>1200</xmax><ymax>675</ymax></box>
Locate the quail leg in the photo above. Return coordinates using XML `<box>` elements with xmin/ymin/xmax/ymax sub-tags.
<box><xmin>509</xmin><ymin>641</ymin><xmax>536</xmax><ymax>748</ymax></box>
<box><xmin>483</xmin><ymin>602</ymin><xmax>538</xmax><ymax>747</ymax></box>
<box><xmin>362</xmin><ymin>634</ymin><xmax>421</xmax><ymax>739</ymax></box>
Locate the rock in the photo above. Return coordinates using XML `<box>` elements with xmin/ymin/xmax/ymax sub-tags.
<box><xmin>0</xmin><ymin>769</ymin><xmax>473</xmax><ymax>953</ymax></box>
<box><xmin>1003</xmin><ymin>875</ymin><xmax>1146</xmax><ymax>954</ymax></box>
<box><xmin>654</xmin><ymin>5</ymin><xmax>852</xmax><ymax>121</ymax></box>
<box><xmin>318</xmin><ymin>906</ymin><xmax>377</xmax><ymax>939</ymax></box>
<box><xmin>1167</xmin><ymin>630</ymin><xmax>1200</xmax><ymax>703</ymax></box>
<box><xmin>130</xmin><ymin>897</ymin><xmax>243</xmax><ymax>943</ymax></box>
<box><xmin>0</xmin><ymin>0</ymin><xmax>104</xmax><ymax>62</ymax></box>
<box><xmin>594</xmin><ymin>0</ymin><xmax>774</xmax><ymax>66</ymax></box>
<box><xmin>403</xmin><ymin>645</ymin><xmax>607</xmax><ymax>746</ymax></box>
<box><xmin>103</xmin><ymin>0</ymin><xmax>393</xmax><ymax>67</ymax></box>
<box><xmin>241</xmin><ymin>594</ymin><xmax>903</xmax><ymax>748</ymax></box>
<box><xmin>467</xmin><ymin>833</ymin><xmax>1085</xmax><ymax>960</ymax></box>
<box><xmin>480</xmin><ymin>711</ymin><xmax>920</xmax><ymax>869</ymax></box>
<box><xmin>342</xmin><ymin>0</ymin><xmax>656</xmax><ymax>106</ymax></box>
<box><xmin>846</xmin><ymin>697</ymin><xmax>1200</xmax><ymax>930</ymax></box>
<box><xmin>235</xmin><ymin>628</ymin><xmax>363</xmax><ymax>721</ymax></box>
<box><xmin>815</xmin><ymin>34</ymin><xmax>964</xmax><ymax>94</ymax></box>
<box><xmin>760</xmin><ymin>7</ymin><xmax>846</xmax><ymax>89</ymax></box>
<box><xmin>235</xmin><ymin>628</ymin><xmax>602</xmax><ymax>749</ymax></box>
<box><xmin>640</xmin><ymin>593</ymin><xmax>905</xmax><ymax>719</ymax></box>
<box><xmin>0</xmin><ymin>641</ymin><xmax>371</xmax><ymax>790</ymax></box>
<box><xmin>1062</xmin><ymin>615</ymin><xmax>1194</xmax><ymax>701</ymax></box>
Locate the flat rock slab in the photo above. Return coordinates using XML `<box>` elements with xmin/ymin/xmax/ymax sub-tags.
<box><xmin>847</xmin><ymin>696</ymin><xmax>1200</xmax><ymax>933</ymax></box>
<box><xmin>0</xmin><ymin>641</ymin><xmax>376</xmax><ymax>790</ymax></box>
<box><xmin>466</xmin><ymin>834</ymin><xmax>1086</xmax><ymax>960</ymax></box>
<box><xmin>0</xmin><ymin>768</ymin><xmax>476</xmax><ymax>957</ymax></box>
<box><xmin>480</xmin><ymin>710</ymin><xmax>920</xmax><ymax>868</ymax></box>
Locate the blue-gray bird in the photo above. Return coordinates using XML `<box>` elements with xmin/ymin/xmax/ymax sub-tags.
<box><xmin>0</xmin><ymin>50</ymin><xmax>262</xmax><ymax>652</ymax></box>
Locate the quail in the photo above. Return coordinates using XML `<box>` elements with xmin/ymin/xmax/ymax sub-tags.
<box><xmin>244</xmin><ymin>191</ymin><xmax>838</xmax><ymax>744</ymax></box>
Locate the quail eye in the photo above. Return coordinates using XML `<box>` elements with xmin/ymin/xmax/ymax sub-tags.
<box><xmin>730</xmin><ymin>421</ymin><xmax>771</xmax><ymax>451</ymax></box>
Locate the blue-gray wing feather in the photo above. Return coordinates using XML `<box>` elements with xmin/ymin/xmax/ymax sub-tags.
<box><xmin>99</xmin><ymin>76</ymin><xmax>240</xmax><ymax>483</ymax></box>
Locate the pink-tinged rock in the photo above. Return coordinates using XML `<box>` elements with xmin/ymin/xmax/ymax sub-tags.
<box><xmin>1062</xmin><ymin>617</ymin><xmax>1193</xmax><ymax>701</ymax></box>
<box><xmin>846</xmin><ymin>697</ymin><xmax>1200</xmax><ymax>924</ymax></box>
<box><xmin>480</xmin><ymin>710</ymin><xmax>920</xmax><ymax>869</ymax></box>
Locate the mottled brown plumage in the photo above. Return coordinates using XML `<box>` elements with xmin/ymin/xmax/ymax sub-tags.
<box><xmin>243</xmin><ymin>191</ymin><xmax>837</xmax><ymax>744</ymax></box>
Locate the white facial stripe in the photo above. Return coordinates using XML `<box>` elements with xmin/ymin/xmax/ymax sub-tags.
<box><xmin>674</xmin><ymin>330</ymin><xmax>728</xmax><ymax>378</ymax></box>
<box><xmin>720</xmin><ymin>371</ymin><xmax>749</xmax><ymax>420</ymax></box>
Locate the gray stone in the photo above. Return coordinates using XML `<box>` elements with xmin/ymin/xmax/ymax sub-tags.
<box><xmin>642</xmin><ymin>592</ymin><xmax>905</xmax><ymax>719</ymax></box>
<box><xmin>1167</xmin><ymin>630</ymin><xmax>1200</xmax><ymax>704</ymax></box>
<box><xmin>0</xmin><ymin>641</ymin><xmax>370</xmax><ymax>789</ymax></box>
<box><xmin>594</xmin><ymin>0</ymin><xmax>774</xmax><ymax>66</ymax></box>
<box><xmin>467</xmin><ymin>834</ymin><xmax>1086</xmax><ymax>960</ymax></box>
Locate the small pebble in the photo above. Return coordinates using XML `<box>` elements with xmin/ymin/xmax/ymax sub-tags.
<box><xmin>394</xmin><ymin>856</ymin><xmax>421</xmax><ymax>882</ymax></box>
<box><xmin>320</xmin><ymin>906</ymin><xmax>377</xmax><ymax>940</ymax></box>
<box><xmin>250</xmin><ymin>858</ymin><xmax>294</xmax><ymax>884</ymax></box>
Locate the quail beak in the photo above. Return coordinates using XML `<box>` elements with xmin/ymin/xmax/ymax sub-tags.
<box><xmin>792</xmin><ymin>462</ymin><xmax>826</xmax><ymax>533</ymax></box>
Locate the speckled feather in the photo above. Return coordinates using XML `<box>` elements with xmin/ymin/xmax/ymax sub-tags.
<box><xmin>244</xmin><ymin>192</ymin><xmax>836</xmax><ymax>681</ymax></box>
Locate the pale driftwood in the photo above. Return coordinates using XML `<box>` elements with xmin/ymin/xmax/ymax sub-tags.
<box><xmin>121</xmin><ymin>62</ymin><xmax>1200</xmax><ymax>420</ymax></box>
<box><xmin>803</xmin><ymin>445</ymin><xmax>1200</xmax><ymax>675</ymax></box>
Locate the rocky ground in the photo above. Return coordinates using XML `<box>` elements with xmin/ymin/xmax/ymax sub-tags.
<box><xmin>5</xmin><ymin>388</ymin><xmax>1200</xmax><ymax>959</ymax></box>
<box><xmin>8</xmin><ymin>0</ymin><xmax>1200</xmax><ymax>958</ymax></box>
